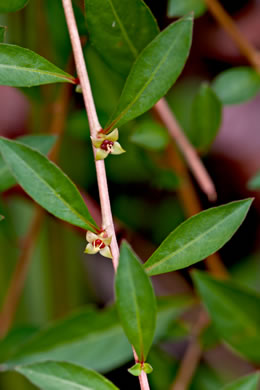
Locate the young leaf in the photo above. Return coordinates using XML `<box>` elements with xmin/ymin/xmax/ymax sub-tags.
<box><xmin>192</xmin><ymin>271</ymin><xmax>260</xmax><ymax>363</ymax></box>
<box><xmin>144</xmin><ymin>199</ymin><xmax>252</xmax><ymax>276</ymax></box>
<box><xmin>115</xmin><ymin>241</ymin><xmax>157</xmax><ymax>361</ymax></box>
<box><xmin>212</xmin><ymin>67</ymin><xmax>260</xmax><ymax>105</ymax></box>
<box><xmin>248</xmin><ymin>170</ymin><xmax>260</xmax><ymax>190</ymax></box>
<box><xmin>131</xmin><ymin>119</ymin><xmax>169</xmax><ymax>151</ymax></box>
<box><xmin>128</xmin><ymin>363</ymin><xmax>142</xmax><ymax>376</ymax></box>
<box><xmin>0</xmin><ymin>137</ymin><xmax>98</xmax><ymax>232</ymax></box>
<box><xmin>16</xmin><ymin>361</ymin><xmax>118</xmax><ymax>390</ymax></box>
<box><xmin>222</xmin><ymin>373</ymin><xmax>260</xmax><ymax>390</ymax></box>
<box><xmin>106</xmin><ymin>16</ymin><xmax>193</xmax><ymax>130</ymax></box>
<box><xmin>85</xmin><ymin>0</ymin><xmax>159</xmax><ymax>77</ymax></box>
<box><xmin>190</xmin><ymin>83</ymin><xmax>222</xmax><ymax>150</ymax></box>
<box><xmin>0</xmin><ymin>0</ymin><xmax>28</xmax><ymax>13</ymax></box>
<box><xmin>168</xmin><ymin>0</ymin><xmax>206</xmax><ymax>18</ymax></box>
<box><xmin>0</xmin><ymin>44</ymin><xmax>76</xmax><ymax>87</ymax></box>
<box><xmin>0</xmin><ymin>26</ymin><xmax>6</xmax><ymax>42</ymax></box>
<box><xmin>0</xmin><ymin>135</ymin><xmax>56</xmax><ymax>193</ymax></box>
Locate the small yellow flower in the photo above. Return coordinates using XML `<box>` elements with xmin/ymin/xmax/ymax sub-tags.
<box><xmin>84</xmin><ymin>231</ymin><xmax>112</xmax><ymax>259</ymax></box>
<box><xmin>91</xmin><ymin>129</ymin><xmax>125</xmax><ymax>160</ymax></box>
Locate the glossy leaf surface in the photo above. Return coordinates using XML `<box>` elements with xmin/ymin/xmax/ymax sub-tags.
<box><xmin>107</xmin><ymin>16</ymin><xmax>193</xmax><ymax>129</ymax></box>
<box><xmin>190</xmin><ymin>83</ymin><xmax>222</xmax><ymax>150</ymax></box>
<box><xmin>222</xmin><ymin>373</ymin><xmax>260</xmax><ymax>390</ymax></box>
<box><xmin>145</xmin><ymin>199</ymin><xmax>252</xmax><ymax>276</ymax></box>
<box><xmin>168</xmin><ymin>0</ymin><xmax>206</xmax><ymax>18</ymax></box>
<box><xmin>0</xmin><ymin>135</ymin><xmax>56</xmax><ymax>193</ymax></box>
<box><xmin>0</xmin><ymin>44</ymin><xmax>75</xmax><ymax>87</ymax></box>
<box><xmin>0</xmin><ymin>0</ymin><xmax>28</xmax><ymax>13</ymax></box>
<box><xmin>17</xmin><ymin>361</ymin><xmax>118</xmax><ymax>390</ymax></box>
<box><xmin>0</xmin><ymin>137</ymin><xmax>98</xmax><ymax>232</ymax></box>
<box><xmin>212</xmin><ymin>67</ymin><xmax>260</xmax><ymax>105</ymax></box>
<box><xmin>193</xmin><ymin>271</ymin><xmax>260</xmax><ymax>363</ymax></box>
<box><xmin>85</xmin><ymin>0</ymin><xmax>159</xmax><ymax>77</ymax></box>
<box><xmin>4</xmin><ymin>298</ymin><xmax>191</xmax><ymax>372</ymax></box>
<box><xmin>115</xmin><ymin>241</ymin><xmax>156</xmax><ymax>360</ymax></box>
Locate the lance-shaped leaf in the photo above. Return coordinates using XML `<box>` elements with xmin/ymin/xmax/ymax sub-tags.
<box><xmin>16</xmin><ymin>361</ymin><xmax>118</xmax><ymax>390</ymax></box>
<box><xmin>0</xmin><ymin>0</ymin><xmax>28</xmax><ymax>13</ymax></box>
<box><xmin>3</xmin><ymin>298</ymin><xmax>192</xmax><ymax>372</ymax></box>
<box><xmin>0</xmin><ymin>137</ymin><xmax>98</xmax><ymax>232</ymax></box>
<box><xmin>106</xmin><ymin>16</ymin><xmax>193</xmax><ymax>130</ymax></box>
<box><xmin>145</xmin><ymin>199</ymin><xmax>252</xmax><ymax>276</ymax></box>
<box><xmin>168</xmin><ymin>0</ymin><xmax>206</xmax><ymax>18</ymax></box>
<box><xmin>0</xmin><ymin>44</ymin><xmax>75</xmax><ymax>87</ymax></box>
<box><xmin>222</xmin><ymin>373</ymin><xmax>260</xmax><ymax>390</ymax></box>
<box><xmin>85</xmin><ymin>0</ymin><xmax>159</xmax><ymax>77</ymax></box>
<box><xmin>190</xmin><ymin>83</ymin><xmax>222</xmax><ymax>150</ymax></box>
<box><xmin>115</xmin><ymin>241</ymin><xmax>156</xmax><ymax>361</ymax></box>
<box><xmin>193</xmin><ymin>271</ymin><xmax>260</xmax><ymax>363</ymax></box>
<box><xmin>248</xmin><ymin>170</ymin><xmax>260</xmax><ymax>190</ymax></box>
<box><xmin>0</xmin><ymin>26</ymin><xmax>6</xmax><ymax>42</ymax></box>
<box><xmin>212</xmin><ymin>67</ymin><xmax>260</xmax><ymax>105</ymax></box>
<box><xmin>0</xmin><ymin>135</ymin><xmax>56</xmax><ymax>193</ymax></box>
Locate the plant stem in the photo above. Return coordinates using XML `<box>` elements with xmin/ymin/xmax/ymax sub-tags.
<box><xmin>154</xmin><ymin>99</ymin><xmax>217</xmax><ymax>201</ymax></box>
<box><xmin>0</xmin><ymin>207</ymin><xmax>43</xmax><ymax>338</ymax></box>
<box><xmin>205</xmin><ymin>0</ymin><xmax>260</xmax><ymax>72</ymax></box>
<box><xmin>62</xmin><ymin>1</ymin><xmax>150</xmax><ymax>388</ymax></box>
<box><xmin>62</xmin><ymin>0</ymin><xmax>119</xmax><ymax>269</ymax></box>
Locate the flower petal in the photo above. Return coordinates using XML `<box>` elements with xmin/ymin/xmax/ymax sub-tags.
<box><xmin>102</xmin><ymin>236</ymin><xmax>112</xmax><ymax>246</ymax></box>
<box><xmin>91</xmin><ymin>137</ymin><xmax>103</xmax><ymax>148</ymax></box>
<box><xmin>107</xmin><ymin>128</ymin><xmax>119</xmax><ymax>142</ymax></box>
<box><xmin>95</xmin><ymin>148</ymin><xmax>109</xmax><ymax>160</ymax></box>
<box><xmin>112</xmin><ymin>142</ymin><xmax>126</xmax><ymax>155</ymax></box>
<box><xmin>86</xmin><ymin>231</ymin><xmax>99</xmax><ymax>243</ymax></box>
<box><xmin>84</xmin><ymin>243</ymin><xmax>100</xmax><ymax>255</ymax></box>
<box><xmin>100</xmin><ymin>246</ymin><xmax>112</xmax><ymax>259</ymax></box>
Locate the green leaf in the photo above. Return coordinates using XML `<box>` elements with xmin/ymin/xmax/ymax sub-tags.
<box><xmin>168</xmin><ymin>0</ymin><xmax>206</xmax><ymax>18</ymax></box>
<box><xmin>0</xmin><ymin>135</ymin><xmax>56</xmax><ymax>193</ymax></box>
<box><xmin>0</xmin><ymin>26</ymin><xmax>6</xmax><ymax>42</ymax></box>
<box><xmin>85</xmin><ymin>0</ymin><xmax>159</xmax><ymax>77</ymax></box>
<box><xmin>143</xmin><ymin>363</ymin><xmax>153</xmax><ymax>374</ymax></box>
<box><xmin>144</xmin><ymin>199</ymin><xmax>252</xmax><ymax>276</ymax></box>
<box><xmin>131</xmin><ymin>119</ymin><xmax>169</xmax><ymax>151</ymax></box>
<box><xmin>212</xmin><ymin>67</ymin><xmax>260</xmax><ymax>105</ymax></box>
<box><xmin>106</xmin><ymin>16</ymin><xmax>193</xmax><ymax>130</ymax></box>
<box><xmin>192</xmin><ymin>271</ymin><xmax>260</xmax><ymax>363</ymax></box>
<box><xmin>115</xmin><ymin>241</ymin><xmax>157</xmax><ymax>361</ymax></box>
<box><xmin>0</xmin><ymin>137</ymin><xmax>98</xmax><ymax>232</ymax></box>
<box><xmin>248</xmin><ymin>170</ymin><xmax>260</xmax><ymax>190</ymax></box>
<box><xmin>0</xmin><ymin>0</ymin><xmax>28</xmax><ymax>13</ymax></box>
<box><xmin>190</xmin><ymin>83</ymin><xmax>222</xmax><ymax>150</ymax></box>
<box><xmin>0</xmin><ymin>44</ymin><xmax>75</xmax><ymax>87</ymax></box>
<box><xmin>16</xmin><ymin>361</ymin><xmax>118</xmax><ymax>390</ymax></box>
<box><xmin>128</xmin><ymin>363</ymin><xmax>142</xmax><ymax>376</ymax></box>
<box><xmin>222</xmin><ymin>373</ymin><xmax>260</xmax><ymax>390</ymax></box>
<box><xmin>3</xmin><ymin>298</ymin><xmax>191</xmax><ymax>373</ymax></box>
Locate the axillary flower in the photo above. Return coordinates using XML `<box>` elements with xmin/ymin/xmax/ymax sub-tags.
<box><xmin>91</xmin><ymin>128</ymin><xmax>125</xmax><ymax>160</ymax></box>
<box><xmin>85</xmin><ymin>230</ymin><xmax>112</xmax><ymax>259</ymax></box>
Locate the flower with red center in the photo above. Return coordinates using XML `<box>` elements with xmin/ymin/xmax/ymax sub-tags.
<box><xmin>91</xmin><ymin>128</ymin><xmax>125</xmax><ymax>160</ymax></box>
<box><xmin>84</xmin><ymin>231</ymin><xmax>112</xmax><ymax>258</ymax></box>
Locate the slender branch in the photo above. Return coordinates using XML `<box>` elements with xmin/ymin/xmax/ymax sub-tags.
<box><xmin>62</xmin><ymin>1</ymin><xmax>149</xmax><ymax>388</ymax></box>
<box><xmin>170</xmin><ymin>311</ymin><xmax>209</xmax><ymax>390</ymax></box>
<box><xmin>0</xmin><ymin>207</ymin><xmax>43</xmax><ymax>338</ymax></box>
<box><xmin>205</xmin><ymin>0</ymin><xmax>260</xmax><ymax>72</ymax></box>
<box><xmin>154</xmin><ymin>99</ymin><xmax>217</xmax><ymax>201</ymax></box>
<box><xmin>62</xmin><ymin>0</ymin><xmax>119</xmax><ymax>269</ymax></box>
